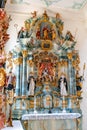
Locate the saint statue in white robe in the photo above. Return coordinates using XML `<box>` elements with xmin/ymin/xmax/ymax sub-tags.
<box><xmin>28</xmin><ymin>77</ymin><xmax>35</xmax><ymax>96</ymax></box>
<box><xmin>58</xmin><ymin>75</ymin><xmax>68</xmax><ymax>96</ymax></box>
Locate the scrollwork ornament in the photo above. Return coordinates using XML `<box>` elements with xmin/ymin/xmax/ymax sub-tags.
<box><xmin>27</xmin><ymin>60</ymin><xmax>34</xmax><ymax>67</ymax></box>
<box><xmin>67</xmin><ymin>52</ymin><xmax>73</xmax><ymax>60</ymax></box>
<box><xmin>22</xmin><ymin>50</ymin><xmax>28</xmax><ymax>58</ymax></box>
<box><xmin>13</xmin><ymin>57</ymin><xmax>22</xmax><ymax>65</ymax></box>
<box><xmin>0</xmin><ymin>68</ymin><xmax>6</xmax><ymax>87</ymax></box>
<box><xmin>72</xmin><ymin>60</ymin><xmax>76</xmax><ymax>68</ymax></box>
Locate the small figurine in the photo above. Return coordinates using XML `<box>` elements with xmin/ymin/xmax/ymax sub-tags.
<box><xmin>43</xmin><ymin>25</ymin><xmax>49</xmax><ymax>39</ymax></box>
<box><xmin>56</xmin><ymin>13</ymin><xmax>61</xmax><ymax>19</ymax></box>
<box><xmin>36</xmin><ymin>26</ymin><xmax>40</xmax><ymax>39</ymax></box>
<box><xmin>43</xmin><ymin>10</ymin><xmax>49</xmax><ymax>21</ymax></box>
<box><xmin>58</xmin><ymin>74</ymin><xmax>68</xmax><ymax>96</ymax></box>
<box><xmin>6</xmin><ymin>69</ymin><xmax>16</xmax><ymax>91</ymax></box>
<box><xmin>24</xmin><ymin>21</ymin><xmax>30</xmax><ymax>31</ymax></box>
<box><xmin>51</xmin><ymin>29</ymin><xmax>56</xmax><ymax>40</ymax></box>
<box><xmin>65</xmin><ymin>30</ymin><xmax>75</xmax><ymax>42</ymax></box>
<box><xmin>31</xmin><ymin>11</ymin><xmax>37</xmax><ymax>18</ymax></box>
<box><xmin>76</xmin><ymin>71</ymin><xmax>83</xmax><ymax>97</ymax></box>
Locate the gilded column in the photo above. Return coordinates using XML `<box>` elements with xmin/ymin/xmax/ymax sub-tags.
<box><xmin>22</xmin><ymin>50</ymin><xmax>28</xmax><ymax>96</ymax></box>
<box><xmin>14</xmin><ymin>57</ymin><xmax>22</xmax><ymax>96</ymax></box>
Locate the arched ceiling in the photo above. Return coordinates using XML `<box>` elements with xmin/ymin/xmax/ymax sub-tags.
<box><xmin>10</xmin><ymin>0</ymin><xmax>87</xmax><ymax>10</ymax></box>
<box><xmin>5</xmin><ymin>0</ymin><xmax>87</xmax><ymax>22</ymax></box>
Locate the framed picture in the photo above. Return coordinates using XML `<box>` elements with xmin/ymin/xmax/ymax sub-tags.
<box><xmin>41</xmin><ymin>40</ymin><xmax>52</xmax><ymax>50</ymax></box>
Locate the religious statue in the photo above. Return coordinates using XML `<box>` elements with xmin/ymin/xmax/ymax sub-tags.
<box><xmin>0</xmin><ymin>67</ymin><xmax>6</xmax><ymax>89</ymax></box>
<box><xmin>27</xmin><ymin>72</ymin><xmax>36</xmax><ymax>96</ymax></box>
<box><xmin>58</xmin><ymin>75</ymin><xmax>68</xmax><ymax>96</ymax></box>
<box><xmin>36</xmin><ymin>26</ymin><xmax>40</xmax><ymax>39</ymax></box>
<box><xmin>17</xmin><ymin>26</ymin><xmax>30</xmax><ymax>39</ymax></box>
<box><xmin>24</xmin><ymin>21</ymin><xmax>30</xmax><ymax>31</ymax></box>
<box><xmin>51</xmin><ymin>28</ymin><xmax>56</xmax><ymax>40</ymax></box>
<box><xmin>6</xmin><ymin>69</ymin><xmax>16</xmax><ymax>91</ymax></box>
<box><xmin>31</xmin><ymin>11</ymin><xmax>37</xmax><ymax>18</ymax></box>
<box><xmin>43</xmin><ymin>25</ymin><xmax>49</xmax><ymax>39</ymax></box>
<box><xmin>65</xmin><ymin>30</ymin><xmax>75</xmax><ymax>42</ymax></box>
<box><xmin>0</xmin><ymin>0</ymin><xmax>7</xmax><ymax>8</ymax></box>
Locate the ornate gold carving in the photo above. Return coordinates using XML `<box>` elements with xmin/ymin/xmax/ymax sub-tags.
<box><xmin>42</xmin><ymin>10</ymin><xmax>49</xmax><ymax>22</ymax></box>
<box><xmin>0</xmin><ymin>68</ymin><xmax>6</xmax><ymax>87</ymax></box>
<box><xmin>67</xmin><ymin>52</ymin><xmax>73</xmax><ymax>60</ymax></box>
<box><xmin>22</xmin><ymin>50</ymin><xmax>28</xmax><ymax>58</ymax></box>
<box><xmin>13</xmin><ymin>57</ymin><xmax>22</xmax><ymax>65</ymax></box>
<box><xmin>72</xmin><ymin>60</ymin><xmax>76</xmax><ymax>68</ymax></box>
<box><xmin>58</xmin><ymin>60</ymin><xmax>68</xmax><ymax>79</ymax></box>
<box><xmin>24</xmin><ymin>21</ymin><xmax>30</xmax><ymax>31</ymax></box>
<box><xmin>6</xmin><ymin>51</ymin><xmax>13</xmax><ymax>69</ymax></box>
<box><xmin>27</xmin><ymin>60</ymin><xmax>34</xmax><ymax>67</ymax></box>
<box><xmin>41</xmin><ymin>40</ymin><xmax>53</xmax><ymax>50</ymax></box>
<box><xmin>58</xmin><ymin>60</ymin><xmax>67</xmax><ymax>66</ymax></box>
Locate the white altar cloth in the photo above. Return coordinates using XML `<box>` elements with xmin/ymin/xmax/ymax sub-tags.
<box><xmin>22</xmin><ymin>113</ymin><xmax>81</xmax><ymax>120</ymax></box>
<box><xmin>1</xmin><ymin>120</ymin><xmax>23</xmax><ymax>130</ymax></box>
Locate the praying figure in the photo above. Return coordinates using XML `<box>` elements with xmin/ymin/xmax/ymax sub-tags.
<box><xmin>58</xmin><ymin>75</ymin><xmax>68</xmax><ymax>96</ymax></box>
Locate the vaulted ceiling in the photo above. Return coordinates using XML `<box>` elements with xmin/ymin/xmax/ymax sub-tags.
<box><xmin>5</xmin><ymin>0</ymin><xmax>87</xmax><ymax>21</ymax></box>
<box><xmin>10</xmin><ymin>0</ymin><xmax>87</xmax><ymax>10</ymax></box>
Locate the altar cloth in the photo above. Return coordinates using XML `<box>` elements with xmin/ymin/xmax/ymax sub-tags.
<box><xmin>22</xmin><ymin>112</ymin><xmax>81</xmax><ymax>120</ymax></box>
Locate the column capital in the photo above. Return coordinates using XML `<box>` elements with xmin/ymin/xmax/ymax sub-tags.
<box><xmin>67</xmin><ymin>52</ymin><xmax>73</xmax><ymax>60</ymax></box>
<box><xmin>13</xmin><ymin>57</ymin><xmax>22</xmax><ymax>65</ymax></box>
<box><xmin>22</xmin><ymin>50</ymin><xmax>28</xmax><ymax>58</ymax></box>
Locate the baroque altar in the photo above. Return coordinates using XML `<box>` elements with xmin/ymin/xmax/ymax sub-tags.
<box><xmin>6</xmin><ymin>11</ymin><xmax>83</xmax><ymax>130</ymax></box>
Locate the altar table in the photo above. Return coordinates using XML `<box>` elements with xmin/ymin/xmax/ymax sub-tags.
<box><xmin>22</xmin><ymin>113</ymin><xmax>82</xmax><ymax>130</ymax></box>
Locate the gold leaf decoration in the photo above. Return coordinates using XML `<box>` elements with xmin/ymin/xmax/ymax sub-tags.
<box><xmin>0</xmin><ymin>68</ymin><xmax>6</xmax><ymax>87</ymax></box>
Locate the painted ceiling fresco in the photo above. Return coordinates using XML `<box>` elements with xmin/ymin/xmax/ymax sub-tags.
<box><xmin>10</xmin><ymin>0</ymin><xmax>87</xmax><ymax>9</ymax></box>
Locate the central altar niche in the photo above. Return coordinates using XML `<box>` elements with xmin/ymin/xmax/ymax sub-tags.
<box><xmin>34</xmin><ymin>51</ymin><xmax>58</xmax><ymax>85</ymax></box>
<box><xmin>10</xmin><ymin>11</ymin><xmax>82</xmax><ymax>121</ymax></box>
<box><xmin>33</xmin><ymin>51</ymin><xmax>58</xmax><ymax>110</ymax></box>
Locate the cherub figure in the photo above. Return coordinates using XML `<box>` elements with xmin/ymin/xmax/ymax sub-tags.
<box><xmin>31</xmin><ymin>11</ymin><xmax>37</xmax><ymax>18</ymax></box>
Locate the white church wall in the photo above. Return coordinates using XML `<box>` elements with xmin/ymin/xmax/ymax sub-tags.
<box><xmin>64</xmin><ymin>18</ymin><xmax>87</xmax><ymax>130</ymax></box>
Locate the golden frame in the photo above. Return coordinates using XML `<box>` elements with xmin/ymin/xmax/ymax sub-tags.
<box><xmin>41</xmin><ymin>40</ymin><xmax>53</xmax><ymax>51</ymax></box>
